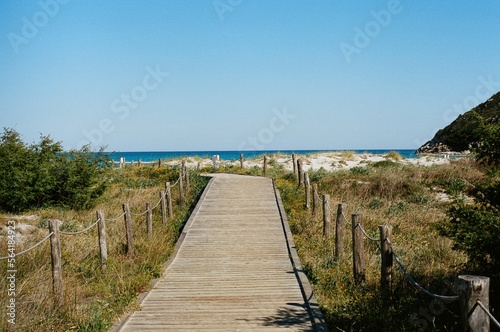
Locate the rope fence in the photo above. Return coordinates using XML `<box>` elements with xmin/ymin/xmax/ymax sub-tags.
<box><xmin>296</xmin><ymin>165</ymin><xmax>498</xmax><ymax>331</ymax></box>
<box><xmin>59</xmin><ymin>219</ymin><xmax>100</xmax><ymax>236</ymax></box>
<box><xmin>1</xmin><ymin>162</ymin><xmax>191</xmax><ymax>309</ymax></box>
<box><xmin>0</xmin><ymin>232</ymin><xmax>54</xmax><ymax>260</ymax></box>
<box><xmin>477</xmin><ymin>300</ymin><xmax>500</xmax><ymax>329</ymax></box>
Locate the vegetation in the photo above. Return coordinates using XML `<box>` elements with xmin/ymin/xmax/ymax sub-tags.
<box><xmin>0</xmin><ymin>128</ymin><xmax>111</xmax><ymax>212</ymax></box>
<box><xmin>0</xmin><ymin>157</ymin><xmax>209</xmax><ymax>331</ymax></box>
<box><xmin>417</xmin><ymin>91</ymin><xmax>500</xmax><ymax>153</ymax></box>
<box><xmin>1</xmin><ymin>133</ymin><xmax>498</xmax><ymax>331</ymax></box>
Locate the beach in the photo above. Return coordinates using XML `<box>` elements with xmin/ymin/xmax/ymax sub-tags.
<box><xmin>163</xmin><ymin>151</ymin><xmax>454</xmax><ymax>172</ymax></box>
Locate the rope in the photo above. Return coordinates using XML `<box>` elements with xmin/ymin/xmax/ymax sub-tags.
<box><xmin>327</xmin><ymin>202</ymin><xmax>337</xmax><ymax>216</ymax></box>
<box><xmin>60</xmin><ymin>219</ymin><xmax>100</xmax><ymax>235</ymax></box>
<box><xmin>0</xmin><ymin>232</ymin><xmax>54</xmax><ymax>260</ymax></box>
<box><xmin>477</xmin><ymin>300</ymin><xmax>500</xmax><ymax>328</ymax></box>
<box><xmin>342</xmin><ymin>211</ymin><xmax>353</xmax><ymax>227</ymax></box>
<box><xmin>106</xmin><ymin>211</ymin><xmax>126</xmax><ymax>222</ymax></box>
<box><xmin>130</xmin><ymin>210</ymin><xmax>148</xmax><ymax>217</ymax></box>
<box><xmin>387</xmin><ymin>239</ymin><xmax>459</xmax><ymax>302</ymax></box>
<box><xmin>150</xmin><ymin>195</ymin><xmax>163</xmax><ymax>210</ymax></box>
<box><xmin>171</xmin><ymin>176</ymin><xmax>181</xmax><ymax>187</ymax></box>
<box><xmin>357</xmin><ymin>223</ymin><xmax>379</xmax><ymax>242</ymax></box>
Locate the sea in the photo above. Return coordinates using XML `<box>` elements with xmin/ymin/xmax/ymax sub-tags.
<box><xmin>107</xmin><ymin>149</ymin><xmax>419</xmax><ymax>163</ymax></box>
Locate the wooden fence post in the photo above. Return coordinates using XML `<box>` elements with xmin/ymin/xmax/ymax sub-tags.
<box><xmin>292</xmin><ymin>153</ymin><xmax>297</xmax><ymax>176</ymax></box>
<box><xmin>379</xmin><ymin>225</ymin><xmax>393</xmax><ymax>298</ymax></box>
<box><xmin>146</xmin><ymin>203</ymin><xmax>152</xmax><ymax>239</ymax></box>
<box><xmin>240</xmin><ymin>154</ymin><xmax>244</xmax><ymax>168</ymax></box>
<box><xmin>322</xmin><ymin>194</ymin><xmax>331</xmax><ymax>236</ymax></box>
<box><xmin>179</xmin><ymin>173</ymin><xmax>185</xmax><ymax>209</ymax></box>
<box><xmin>160</xmin><ymin>191</ymin><xmax>167</xmax><ymax>224</ymax></box>
<box><xmin>352</xmin><ymin>213</ymin><xmax>365</xmax><ymax>284</ymax></box>
<box><xmin>158</xmin><ymin>158</ymin><xmax>162</xmax><ymax>168</ymax></box>
<box><xmin>263</xmin><ymin>155</ymin><xmax>268</xmax><ymax>176</ymax></box>
<box><xmin>48</xmin><ymin>219</ymin><xmax>63</xmax><ymax>307</ymax></box>
<box><xmin>304</xmin><ymin>173</ymin><xmax>311</xmax><ymax>209</ymax></box>
<box><xmin>458</xmin><ymin>275</ymin><xmax>490</xmax><ymax>331</ymax></box>
<box><xmin>96</xmin><ymin>210</ymin><xmax>107</xmax><ymax>274</ymax></box>
<box><xmin>335</xmin><ymin>204</ymin><xmax>345</xmax><ymax>260</ymax></box>
<box><xmin>312</xmin><ymin>183</ymin><xmax>318</xmax><ymax>217</ymax></box>
<box><xmin>165</xmin><ymin>182</ymin><xmax>173</xmax><ymax>218</ymax></box>
<box><xmin>122</xmin><ymin>203</ymin><xmax>134</xmax><ymax>256</ymax></box>
<box><xmin>297</xmin><ymin>159</ymin><xmax>303</xmax><ymax>186</ymax></box>
<box><xmin>185</xmin><ymin>167</ymin><xmax>190</xmax><ymax>193</ymax></box>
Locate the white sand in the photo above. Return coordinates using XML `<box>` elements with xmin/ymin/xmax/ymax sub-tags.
<box><xmin>172</xmin><ymin>152</ymin><xmax>453</xmax><ymax>172</ymax></box>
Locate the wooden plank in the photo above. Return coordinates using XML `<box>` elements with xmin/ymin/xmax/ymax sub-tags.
<box><xmin>115</xmin><ymin>174</ymin><xmax>321</xmax><ymax>331</ymax></box>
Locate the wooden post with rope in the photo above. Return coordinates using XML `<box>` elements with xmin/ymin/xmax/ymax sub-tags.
<box><xmin>379</xmin><ymin>225</ymin><xmax>393</xmax><ymax>299</ymax></box>
<box><xmin>122</xmin><ymin>203</ymin><xmax>134</xmax><ymax>256</ymax></box>
<box><xmin>96</xmin><ymin>210</ymin><xmax>107</xmax><ymax>274</ymax></box>
<box><xmin>179</xmin><ymin>173</ymin><xmax>185</xmax><ymax>209</ymax></box>
<box><xmin>458</xmin><ymin>275</ymin><xmax>490</xmax><ymax>331</ymax></box>
<box><xmin>352</xmin><ymin>213</ymin><xmax>365</xmax><ymax>285</ymax></box>
<box><xmin>49</xmin><ymin>219</ymin><xmax>63</xmax><ymax>307</ymax></box>
<box><xmin>322</xmin><ymin>194</ymin><xmax>331</xmax><ymax>236</ymax></box>
<box><xmin>165</xmin><ymin>182</ymin><xmax>173</xmax><ymax>219</ymax></box>
<box><xmin>297</xmin><ymin>159</ymin><xmax>303</xmax><ymax>186</ymax></box>
<box><xmin>335</xmin><ymin>204</ymin><xmax>345</xmax><ymax>260</ymax></box>
<box><xmin>146</xmin><ymin>203</ymin><xmax>152</xmax><ymax>239</ymax></box>
<box><xmin>160</xmin><ymin>191</ymin><xmax>167</xmax><ymax>224</ymax></box>
<box><xmin>312</xmin><ymin>183</ymin><xmax>319</xmax><ymax>217</ymax></box>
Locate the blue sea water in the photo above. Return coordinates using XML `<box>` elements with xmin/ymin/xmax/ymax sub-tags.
<box><xmin>107</xmin><ymin>149</ymin><xmax>418</xmax><ymax>163</ymax></box>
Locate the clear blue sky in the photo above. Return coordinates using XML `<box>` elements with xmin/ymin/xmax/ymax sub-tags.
<box><xmin>1</xmin><ymin>1</ymin><xmax>499</xmax><ymax>151</ymax></box>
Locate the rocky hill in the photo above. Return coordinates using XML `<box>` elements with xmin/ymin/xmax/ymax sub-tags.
<box><xmin>416</xmin><ymin>91</ymin><xmax>500</xmax><ymax>154</ymax></box>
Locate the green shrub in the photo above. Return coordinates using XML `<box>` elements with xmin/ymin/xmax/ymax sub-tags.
<box><xmin>0</xmin><ymin>128</ymin><xmax>111</xmax><ymax>212</ymax></box>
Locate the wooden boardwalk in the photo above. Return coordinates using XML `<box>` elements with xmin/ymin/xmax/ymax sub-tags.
<box><xmin>115</xmin><ymin>173</ymin><xmax>326</xmax><ymax>331</ymax></box>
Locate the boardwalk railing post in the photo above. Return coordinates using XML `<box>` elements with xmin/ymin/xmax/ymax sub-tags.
<box><xmin>352</xmin><ymin>213</ymin><xmax>365</xmax><ymax>285</ymax></box>
<box><xmin>96</xmin><ymin>210</ymin><xmax>107</xmax><ymax>274</ymax></box>
<box><xmin>292</xmin><ymin>153</ymin><xmax>297</xmax><ymax>177</ymax></box>
<box><xmin>322</xmin><ymin>194</ymin><xmax>331</xmax><ymax>236</ymax></box>
<box><xmin>458</xmin><ymin>275</ymin><xmax>490</xmax><ymax>331</ymax></box>
<box><xmin>165</xmin><ymin>182</ymin><xmax>173</xmax><ymax>219</ymax></box>
<box><xmin>240</xmin><ymin>153</ymin><xmax>244</xmax><ymax>168</ymax></box>
<box><xmin>122</xmin><ymin>203</ymin><xmax>134</xmax><ymax>255</ymax></box>
<box><xmin>185</xmin><ymin>167</ymin><xmax>190</xmax><ymax>193</ymax></box>
<box><xmin>160</xmin><ymin>191</ymin><xmax>167</xmax><ymax>224</ymax></box>
<box><xmin>146</xmin><ymin>203</ymin><xmax>152</xmax><ymax>239</ymax></box>
<box><xmin>304</xmin><ymin>172</ymin><xmax>311</xmax><ymax>209</ymax></box>
<box><xmin>49</xmin><ymin>219</ymin><xmax>63</xmax><ymax>307</ymax></box>
<box><xmin>379</xmin><ymin>225</ymin><xmax>393</xmax><ymax>299</ymax></box>
<box><xmin>263</xmin><ymin>155</ymin><xmax>268</xmax><ymax>176</ymax></box>
<box><xmin>335</xmin><ymin>204</ymin><xmax>345</xmax><ymax>260</ymax></box>
<box><xmin>179</xmin><ymin>173</ymin><xmax>185</xmax><ymax>209</ymax></box>
<box><xmin>312</xmin><ymin>183</ymin><xmax>319</xmax><ymax>217</ymax></box>
<box><xmin>297</xmin><ymin>159</ymin><xmax>303</xmax><ymax>186</ymax></box>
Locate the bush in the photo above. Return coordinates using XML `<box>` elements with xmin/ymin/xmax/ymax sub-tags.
<box><xmin>0</xmin><ymin>128</ymin><xmax>111</xmax><ymax>212</ymax></box>
<box><xmin>438</xmin><ymin>202</ymin><xmax>500</xmax><ymax>269</ymax></box>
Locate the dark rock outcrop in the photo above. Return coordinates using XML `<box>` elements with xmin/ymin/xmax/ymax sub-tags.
<box><xmin>416</xmin><ymin>91</ymin><xmax>500</xmax><ymax>154</ymax></box>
